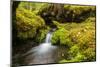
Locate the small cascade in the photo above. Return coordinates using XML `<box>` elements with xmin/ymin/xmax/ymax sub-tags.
<box><xmin>45</xmin><ymin>32</ymin><xmax>52</xmax><ymax>43</ymax></box>
<box><xmin>23</xmin><ymin>31</ymin><xmax>57</xmax><ymax>64</ymax></box>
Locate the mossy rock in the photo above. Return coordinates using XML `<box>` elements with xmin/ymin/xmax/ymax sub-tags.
<box><xmin>51</xmin><ymin>28</ymin><xmax>72</xmax><ymax>46</ymax></box>
<box><xmin>64</xmin><ymin>5</ymin><xmax>96</xmax><ymax>22</ymax></box>
<box><xmin>16</xmin><ymin>7</ymin><xmax>45</xmax><ymax>39</ymax></box>
<box><xmin>19</xmin><ymin>2</ymin><xmax>48</xmax><ymax>14</ymax></box>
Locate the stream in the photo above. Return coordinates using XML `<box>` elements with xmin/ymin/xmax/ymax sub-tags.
<box><xmin>13</xmin><ymin>31</ymin><xmax>68</xmax><ymax>65</ymax></box>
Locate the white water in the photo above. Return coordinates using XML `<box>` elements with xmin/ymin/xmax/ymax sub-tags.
<box><xmin>45</xmin><ymin>32</ymin><xmax>52</xmax><ymax>43</ymax></box>
<box><xmin>23</xmin><ymin>32</ymin><xmax>57</xmax><ymax>64</ymax></box>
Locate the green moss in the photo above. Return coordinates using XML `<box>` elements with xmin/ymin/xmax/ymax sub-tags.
<box><xmin>13</xmin><ymin>2</ymin><xmax>96</xmax><ymax>63</ymax></box>
<box><xmin>51</xmin><ymin>28</ymin><xmax>72</xmax><ymax>46</ymax></box>
<box><xmin>83</xmin><ymin>48</ymin><xmax>96</xmax><ymax>61</ymax></box>
<box><xmin>35</xmin><ymin>26</ymin><xmax>50</xmax><ymax>43</ymax></box>
<box><xmin>70</xmin><ymin>27</ymin><xmax>95</xmax><ymax>50</ymax></box>
<box><xmin>16</xmin><ymin>7</ymin><xmax>45</xmax><ymax>39</ymax></box>
<box><xmin>19</xmin><ymin>2</ymin><xmax>48</xmax><ymax>14</ymax></box>
<box><xmin>59</xmin><ymin>53</ymin><xmax>85</xmax><ymax>63</ymax></box>
<box><xmin>64</xmin><ymin>5</ymin><xmax>95</xmax><ymax>15</ymax></box>
<box><xmin>64</xmin><ymin>5</ymin><xmax>96</xmax><ymax>22</ymax></box>
<box><xmin>69</xmin><ymin>45</ymin><xmax>80</xmax><ymax>57</ymax></box>
<box><xmin>72</xmin><ymin>53</ymin><xmax>85</xmax><ymax>62</ymax></box>
<box><xmin>53</xmin><ymin>21</ymin><xmax>68</xmax><ymax>29</ymax></box>
<box><xmin>53</xmin><ymin>17</ymin><xmax>96</xmax><ymax>63</ymax></box>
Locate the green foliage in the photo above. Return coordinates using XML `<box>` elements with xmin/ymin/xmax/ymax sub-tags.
<box><xmin>16</xmin><ymin>6</ymin><xmax>45</xmax><ymax>39</ymax></box>
<box><xmin>59</xmin><ymin>53</ymin><xmax>85</xmax><ymax>63</ymax></box>
<box><xmin>69</xmin><ymin>45</ymin><xmax>80</xmax><ymax>57</ymax></box>
<box><xmin>51</xmin><ymin>28</ymin><xmax>72</xmax><ymax>46</ymax></box>
<box><xmin>38</xmin><ymin>3</ymin><xmax>95</xmax><ymax>23</ymax></box>
<box><xmin>64</xmin><ymin>5</ymin><xmax>96</xmax><ymax>22</ymax></box>
<box><xmin>64</xmin><ymin>5</ymin><xmax>95</xmax><ymax>15</ymax></box>
<box><xmin>19</xmin><ymin>2</ymin><xmax>47</xmax><ymax>14</ymax></box>
<box><xmin>60</xmin><ymin>48</ymin><xmax>95</xmax><ymax>63</ymax></box>
<box><xmin>72</xmin><ymin>53</ymin><xmax>85</xmax><ymax>62</ymax></box>
<box><xmin>83</xmin><ymin>48</ymin><xmax>96</xmax><ymax>61</ymax></box>
<box><xmin>53</xmin><ymin>21</ymin><xmax>68</xmax><ymax>29</ymax></box>
<box><xmin>69</xmin><ymin>22</ymin><xmax>95</xmax><ymax>51</ymax></box>
<box><xmin>54</xmin><ymin>17</ymin><xmax>96</xmax><ymax>63</ymax></box>
<box><xmin>35</xmin><ymin>27</ymin><xmax>50</xmax><ymax>43</ymax></box>
<box><xmin>13</xmin><ymin>2</ymin><xmax>96</xmax><ymax>64</ymax></box>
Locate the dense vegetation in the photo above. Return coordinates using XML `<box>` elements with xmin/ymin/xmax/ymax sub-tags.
<box><xmin>12</xmin><ymin>1</ymin><xmax>96</xmax><ymax>65</ymax></box>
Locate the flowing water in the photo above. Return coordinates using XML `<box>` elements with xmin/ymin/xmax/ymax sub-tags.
<box><xmin>13</xmin><ymin>31</ymin><xmax>68</xmax><ymax>65</ymax></box>
<box><xmin>21</xmin><ymin>32</ymin><xmax>58</xmax><ymax>65</ymax></box>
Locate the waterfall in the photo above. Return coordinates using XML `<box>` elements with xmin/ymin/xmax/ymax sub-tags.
<box><xmin>45</xmin><ymin>32</ymin><xmax>52</xmax><ymax>43</ymax></box>
<box><xmin>23</xmin><ymin>32</ymin><xmax>57</xmax><ymax>64</ymax></box>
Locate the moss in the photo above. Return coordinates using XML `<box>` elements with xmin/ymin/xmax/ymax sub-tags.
<box><xmin>35</xmin><ymin>26</ymin><xmax>50</xmax><ymax>43</ymax></box>
<box><xmin>70</xmin><ymin>27</ymin><xmax>95</xmax><ymax>51</ymax></box>
<box><xmin>72</xmin><ymin>53</ymin><xmax>85</xmax><ymax>62</ymax></box>
<box><xmin>19</xmin><ymin>2</ymin><xmax>48</xmax><ymax>14</ymax></box>
<box><xmin>83</xmin><ymin>48</ymin><xmax>96</xmax><ymax>61</ymax></box>
<box><xmin>53</xmin><ymin>17</ymin><xmax>96</xmax><ymax>63</ymax></box>
<box><xmin>69</xmin><ymin>45</ymin><xmax>80</xmax><ymax>57</ymax></box>
<box><xmin>53</xmin><ymin>21</ymin><xmax>68</xmax><ymax>29</ymax></box>
<box><xmin>59</xmin><ymin>53</ymin><xmax>85</xmax><ymax>63</ymax></box>
<box><xmin>64</xmin><ymin>5</ymin><xmax>95</xmax><ymax>14</ymax></box>
<box><xmin>13</xmin><ymin>2</ymin><xmax>96</xmax><ymax>64</ymax></box>
<box><xmin>51</xmin><ymin>28</ymin><xmax>72</xmax><ymax>47</ymax></box>
<box><xmin>16</xmin><ymin>7</ymin><xmax>45</xmax><ymax>39</ymax></box>
<box><xmin>64</xmin><ymin>5</ymin><xmax>96</xmax><ymax>22</ymax></box>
